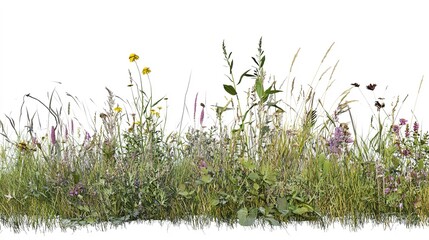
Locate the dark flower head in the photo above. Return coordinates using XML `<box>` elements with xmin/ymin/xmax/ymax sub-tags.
<box><xmin>366</xmin><ymin>84</ymin><xmax>377</xmax><ymax>91</ymax></box>
<box><xmin>375</xmin><ymin>101</ymin><xmax>385</xmax><ymax>111</ymax></box>
<box><xmin>351</xmin><ymin>83</ymin><xmax>360</xmax><ymax>87</ymax></box>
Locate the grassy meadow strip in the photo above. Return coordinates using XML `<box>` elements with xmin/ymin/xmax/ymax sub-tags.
<box><xmin>1</xmin><ymin>38</ymin><xmax>429</xmax><ymax>232</ymax></box>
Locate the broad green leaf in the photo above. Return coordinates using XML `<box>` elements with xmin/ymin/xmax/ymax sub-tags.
<box><xmin>276</xmin><ymin>197</ymin><xmax>288</xmax><ymax>212</ymax></box>
<box><xmin>201</xmin><ymin>174</ymin><xmax>213</xmax><ymax>184</ymax></box>
<box><xmin>238</xmin><ymin>207</ymin><xmax>257</xmax><ymax>226</ymax></box>
<box><xmin>210</xmin><ymin>199</ymin><xmax>220</xmax><ymax>206</ymax></box>
<box><xmin>253</xmin><ymin>182</ymin><xmax>260</xmax><ymax>191</ymax></box>
<box><xmin>293</xmin><ymin>204</ymin><xmax>314</xmax><ymax>216</ymax></box>
<box><xmin>255</xmin><ymin>79</ymin><xmax>264</xmax><ymax>100</ymax></box>
<box><xmin>223</xmin><ymin>84</ymin><xmax>237</xmax><ymax>96</ymax></box>
<box><xmin>248</xmin><ymin>172</ymin><xmax>259</xmax><ymax>181</ymax></box>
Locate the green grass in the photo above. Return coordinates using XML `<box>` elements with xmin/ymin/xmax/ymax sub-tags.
<box><xmin>1</xmin><ymin>38</ymin><xmax>429</xmax><ymax>232</ymax></box>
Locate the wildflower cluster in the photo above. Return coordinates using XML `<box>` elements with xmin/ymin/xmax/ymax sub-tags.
<box><xmin>391</xmin><ymin>118</ymin><xmax>429</xmax><ymax>162</ymax></box>
<box><xmin>328</xmin><ymin>123</ymin><xmax>353</xmax><ymax>155</ymax></box>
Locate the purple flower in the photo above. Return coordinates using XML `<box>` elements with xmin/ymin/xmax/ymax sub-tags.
<box><xmin>199</xmin><ymin>105</ymin><xmax>205</xmax><ymax>127</ymax></box>
<box><xmin>405</xmin><ymin>124</ymin><xmax>410</xmax><ymax>138</ymax></box>
<box><xmin>328</xmin><ymin>126</ymin><xmax>353</xmax><ymax>154</ymax></box>
<box><xmin>402</xmin><ymin>149</ymin><xmax>411</xmax><ymax>157</ymax></box>
<box><xmin>392</xmin><ymin>125</ymin><xmax>400</xmax><ymax>135</ymax></box>
<box><xmin>399</xmin><ymin>202</ymin><xmax>403</xmax><ymax>209</ymax></box>
<box><xmin>384</xmin><ymin>188</ymin><xmax>390</xmax><ymax>194</ymax></box>
<box><xmin>413</xmin><ymin>122</ymin><xmax>419</xmax><ymax>133</ymax></box>
<box><xmin>198</xmin><ymin>159</ymin><xmax>207</xmax><ymax>169</ymax></box>
<box><xmin>50</xmin><ymin>126</ymin><xmax>56</xmax><ymax>144</ymax></box>
<box><xmin>399</xmin><ymin>118</ymin><xmax>407</xmax><ymax>126</ymax></box>
<box><xmin>85</xmin><ymin>131</ymin><xmax>91</xmax><ymax>142</ymax></box>
<box><xmin>65</xmin><ymin>126</ymin><xmax>69</xmax><ymax>140</ymax></box>
<box><xmin>69</xmin><ymin>183</ymin><xmax>84</xmax><ymax>197</ymax></box>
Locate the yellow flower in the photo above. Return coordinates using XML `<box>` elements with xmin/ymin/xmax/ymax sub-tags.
<box><xmin>114</xmin><ymin>105</ymin><xmax>122</xmax><ymax>113</ymax></box>
<box><xmin>129</xmin><ymin>53</ymin><xmax>139</xmax><ymax>62</ymax></box>
<box><xmin>150</xmin><ymin>109</ymin><xmax>160</xmax><ymax>117</ymax></box>
<box><xmin>142</xmin><ymin>67</ymin><xmax>151</xmax><ymax>75</ymax></box>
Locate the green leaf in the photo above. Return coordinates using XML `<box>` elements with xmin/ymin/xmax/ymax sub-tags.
<box><xmin>237</xmin><ymin>207</ymin><xmax>257</xmax><ymax>226</ymax></box>
<box><xmin>292</xmin><ymin>204</ymin><xmax>314</xmax><ymax>216</ymax></box>
<box><xmin>253</xmin><ymin>182</ymin><xmax>260</xmax><ymax>191</ymax></box>
<box><xmin>265</xmin><ymin>217</ymin><xmax>280</xmax><ymax>226</ymax></box>
<box><xmin>210</xmin><ymin>198</ymin><xmax>220</xmax><ymax>206</ymax></box>
<box><xmin>260</xmin><ymin>55</ymin><xmax>266</xmax><ymax>68</ymax></box>
<box><xmin>241</xmin><ymin>159</ymin><xmax>256</xmax><ymax>170</ymax></box>
<box><xmin>248</xmin><ymin>172</ymin><xmax>260</xmax><ymax>181</ymax></box>
<box><xmin>267</xmin><ymin>102</ymin><xmax>284</xmax><ymax>112</ymax></box>
<box><xmin>277</xmin><ymin>197</ymin><xmax>288</xmax><ymax>212</ymax></box>
<box><xmin>238</xmin><ymin>69</ymin><xmax>252</xmax><ymax>85</ymax></box>
<box><xmin>255</xmin><ymin>79</ymin><xmax>264</xmax><ymax>100</ymax></box>
<box><xmin>265</xmin><ymin>89</ymin><xmax>282</xmax><ymax>95</ymax></box>
<box><xmin>201</xmin><ymin>174</ymin><xmax>213</xmax><ymax>184</ymax></box>
<box><xmin>252</xmin><ymin>57</ymin><xmax>259</xmax><ymax>66</ymax></box>
<box><xmin>230</xmin><ymin>60</ymin><xmax>234</xmax><ymax>74</ymax></box>
<box><xmin>223</xmin><ymin>84</ymin><xmax>237</xmax><ymax>96</ymax></box>
<box><xmin>77</xmin><ymin>205</ymin><xmax>90</xmax><ymax>213</ymax></box>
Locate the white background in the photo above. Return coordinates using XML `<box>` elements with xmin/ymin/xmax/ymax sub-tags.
<box><xmin>1</xmin><ymin>0</ymin><xmax>429</xmax><ymax>239</ymax></box>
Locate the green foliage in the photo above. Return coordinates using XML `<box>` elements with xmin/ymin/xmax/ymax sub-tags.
<box><xmin>1</xmin><ymin>38</ymin><xmax>429</xmax><ymax>233</ymax></box>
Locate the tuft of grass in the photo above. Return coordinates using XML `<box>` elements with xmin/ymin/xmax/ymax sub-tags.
<box><xmin>1</xmin><ymin>39</ymin><xmax>429</xmax><ymax>233</ymax></box>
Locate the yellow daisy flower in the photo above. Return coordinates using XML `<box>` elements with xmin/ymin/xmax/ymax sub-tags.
<box><xmin>142</xmin><ymin>67</ymin><xmax>151</xmax><ymax>75</ymax></box>
<box><xmin>129</xmin><ymin>53</ymin><xmax>139</xmax><ymax>62</ymax></box>
<box><xmin>114</xmin><ymin>105</ymin><xmax>122</xmax><ymax>113</ymax></box>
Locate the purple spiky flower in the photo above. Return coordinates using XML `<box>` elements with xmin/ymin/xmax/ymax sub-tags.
<box><xmin>50</xmin><ymin>126</ymin><xmax>56</xmax><ymax>145</ymax></box>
